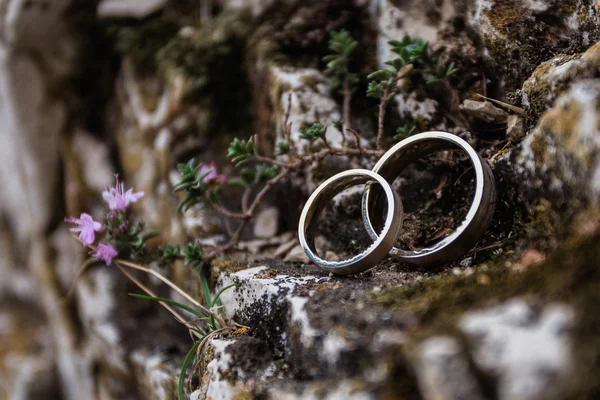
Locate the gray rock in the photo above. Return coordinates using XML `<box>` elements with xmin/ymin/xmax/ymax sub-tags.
<box><xmin>515</xmin><ymin>79</ymin><xmax>600</xmax><ymax>204</ymax></box>
<box><xmin>522</xmin><ymin>42</ymin><xmax>600</xmax><ymax>116</ymax></box>
<box><xmin>284</xmin><ymin>245</ymin><xmax>311</xmax><ymax>263</ymax></box>
<box><xmin>273</xmin><ymin>238</ymin><xmax>298</xmax><ymax>258</ymax></box>
<box><xmin>460</xmin><ymin>100</ymin><xmax>509</xmax><ymax>123</ymax></box>
<box><xmin>506</xmin><ymin>115</ymin><xmax>526</xmax><ymax>142</ymax></box>
<box><xmin>414</xmin><ymin>336</ymin><xmax>485</xmax><ymax>400</ymax></box>
<box><xmin>97</xmin><ymin>0</ymin><xmax>167</xmax><ymax>19</ymax></box>
<box><xmin>460</xmin><ymin>299</ymin><xmax>575</xmax><ymax>400</ymax></box>
<box><xmin>254</xmin><ymin>207</ymin><xmax>280</xmax><ymax>238</ymax></box>
<box><xmin>469</xmin><ymin>0</ymin><xmax>598</xmax><ymax>91</ymax></box>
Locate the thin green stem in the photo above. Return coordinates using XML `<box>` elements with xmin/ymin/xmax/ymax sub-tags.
<box><xmin>178</xmin><ymin>340</ymin><xmax>202</xmax><ymax>400</ymax></box>
<box><xmin>128</xmin><ymin>293</ymin><xmax>207</xmax><ymax>319</ymax></box>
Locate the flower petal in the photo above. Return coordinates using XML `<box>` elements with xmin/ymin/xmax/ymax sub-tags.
<box><xmin>79</xmin><ymin>230</ymin><xmax>95</xmax><ymax>246</ymax></box>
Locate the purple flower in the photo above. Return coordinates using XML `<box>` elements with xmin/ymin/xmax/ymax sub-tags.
<box><xmin>102</xmin><ymin>175</ymin><xmax>144</xmax><ymax>211</ymax></box>
<box><xmin>65</xmin><ymin>213</ymin><xmax>103</xmax><ymax>246</ymax></box>
<box><xmin>91</xmin><ymin>242</ymin><xmax>118</xmax><ymax>266</ymax></box>
<box><xmin>200</xmin><ymin>162</ymin><xmax>227</xmax><ymax>184</ymax></box>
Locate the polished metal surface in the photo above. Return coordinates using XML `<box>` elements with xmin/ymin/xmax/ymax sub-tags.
<box><xmin>298</xmin><ymin>169</ymin><xmax>404</xmax><ymax>275</ymax></box>
<box><xmin>363</xmin><ymin>131</ymin><xmax>496</xmax><ymax>266</ymax></box>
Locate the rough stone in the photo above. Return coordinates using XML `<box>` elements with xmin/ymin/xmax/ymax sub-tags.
<box><xmin>506</xmin><ymin>114</ymin><xmax>526</xmax><ymax>142</ymax></box>
<box><xmin>522</xmin><ymin>42</ymin><xmax>600</xmax><ymax>117</ymax></box>
<box><xmin>0</xmin><ymin>304</ymin><xmax>59</xmax><ymax>400</ymax></box>
<box><xmin>460</xmin><ymin>299</ymin><xmax>575</xmax><ymax>400</ymax></box>
<box><xmin>254</xmin><ymin>206</ymin><xmax>280</xmax><ymax>238</ymax></box>
<box><xmin>515</xmin><ymin>79</ymin><xmax>600</xmax><ymax>205</ymax></box>
<box><xmin>469</xmin><ymin>0</ymin><xmax>599</xmax><ymax>92</ymax></box>
<box><xmin>97</xmin><ymin>0</ymin><xmax>167</xmax><ymax>19</ymax></box>
<box><xmin>460</xmin><ymin>99</ymin><xmax>509</xmax><ymax>123</ymax></box>
<box><xmin>284</xmin><ymin>245</ymin><xmax>311</xmax><ymax>263</ymax></box>
<box><xmin>414</xmin><ymin>336</ymin><xmax>485</xmax><ymax>400</ymax></box>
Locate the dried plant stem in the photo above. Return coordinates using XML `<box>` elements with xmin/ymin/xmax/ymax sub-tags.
<box><xmin>347</xmin><ymin>128</ymin><xmax>364</xmax><ymax>154</ymax></box>
<box><xmin>246</xmin><ymin>169</ymin><xmax>289</xmax><ymax>216</ymax></box>
<box><xmin>342</xmin><ymin>79</ymin><xmax>352</xmax><ymax>147</ymax></box>
<box><xmin>376</xmin><ymin>87</ymin><xmax>390</xmax><ymax>151</ymax></box>
<box><xmin>254</xmin><ymin>155</ymin><xmax>291</xmax><ymax>168</ymax></box>
<box><xmin>117</xmin><ymin>265</ymin><xmax>200</xmax><ymax>331</ymax></box>
<box><xmin>211</xmin><ymin>204</ymin><xmax>245</xmax><ymax>220</ymax></box>
<box><xmin>321</xmin><ymin>136</ymin><xmax>332</xmax><ymax>150</ymax></box>
<box><xmin>210</xmin><ymin>169</ymin><xmax>290</xmax><ymax>222</ymax></box>
<box><xmin>62</xmin><ymin>257</ymin><xmax>99</xmax><ymax>301</ymax></box>
<box><xmin>116</xmin><ymin>259</ymin><xmax>222</xmax><ymax>324</ymax></box>
<box><xmin>283</xmin><ymin>93</ymin><xmax>299</xmax><ymax>158</ymax></box>
<box><xmin>206</xmin><ymin>220</ymin><xmax>246</xmax><ymax>257</ymax></box>
<box><xmin>241</xmin><ymin>188</ymin><xmax>251</xmax><ymax>214</ymax></box>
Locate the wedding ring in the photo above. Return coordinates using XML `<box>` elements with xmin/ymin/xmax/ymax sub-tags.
<box><xmin>363</xmin><ymin>131</ymin><xmax>496</xmax><ymax>266</ymax></box>
<box><xmin>298</xmin><ymin>169</ymin><xmax>404</xmax><ymax>275</ymax></box>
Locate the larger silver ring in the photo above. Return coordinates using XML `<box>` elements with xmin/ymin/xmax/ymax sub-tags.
<box><xmin>363</xmin><ymin>131</ymin><xmax>496</xmax><ymax>266</ymax></box>
<box><xmin>298</xmin><ymin>169</ymin><xmax>404</xmax><ymax>275</ymax></box>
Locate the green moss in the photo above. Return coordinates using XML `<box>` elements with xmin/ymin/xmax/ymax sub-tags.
<box><xmin>158</xmin><ymin>11</ymin><xmax>252</xmax><ymax>98</ymax></box>
<box><xmin>480</xmin><ymin>0</ymin><xmax>599</xmax><ymax>93</ymax></box>
<box><xmin>520</xmin><ymin>199</ymin><xmax>563</xmax><ymax>250</ymax></box>
<box><xmin>211</xmin><ymin>258</ymin><xmax>256</xmax><ymax>282</ymax></box>
<box><xmin>559</xmin><ymin>0</ymin><xmax>578</xmax><ymax>14</ymax></box>
<box><xmin>110</xmin><ymin>18</ymin><xmax>180</xmax><ymax>76</ymax></box>
<box><xmin>232</xmin><ymin>384</ymin><xmax>256</xmax><ymax>400</ymax></box>
<box><xmin>111</xmin><ymin>10</ymin><xmax>255</xmax><ymax>134</ymax></box>
<box><xmin>371</xmin><ymin>232</ymin><xmax>600</xmax><ymax>398</ymax></box>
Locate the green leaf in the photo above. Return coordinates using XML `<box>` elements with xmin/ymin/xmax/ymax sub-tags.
<box><xmin>198</xmin><ymin>263</ymin><xmax>212</xmax><ymax>315</ymax></box>
<box><xmin>157</xmin><ymin>244</ymin><xmax>180</xmax><ymax>268</ymax></box>
<box><xmin>323</xmin><ymin>30</ymin><xmax>359</xmax><ymax>87</ymax></box>
<box><xmin>367</xmin><ymin>69</ymin><xmax>393</xmax><ymax>81</ymax></box>
<box><xmin>394</xmin><ymin>124</ymin><xmax>418</xmax><ymax>141</ymax></box>
<box><xmin>178</xmin><ymin>340</ymin><xmax>202</xmax><ymax>400</ymax></box>
<box><xmin>255</xmin><ymin>164</ymin><xmax>277</xmax><ymax>183</ymax></box>
<box><xmin>333</xmin><ymin>118</ymin><xmax>344</xmax><ymax>132</ymax></box>
<box><xmin>227</xmin><ymin>138</ymin><xmax>255</xmax><ymax>165</ymax></box>
<box><xmin>128</xmin><ymin>293</ymin><xmax>207</xmax><ymax>318</ymax></box>
<box><xmin>446</xmin><ymin>61</ymin><xmax>458</xmax><ymax>78</ymax></box>
<box><xmin>210</xmin><ymin>284</ymin><xmax>236</xmax><ymax>308</ymax></box>
<box><xmin>299</xmin><ymin>123</ymin><xmax>327</xmax><ymax>141</ymax></box>
<box><xmin>275</xmin><ymin>141</ymin><xmax>290</xmax><ymax>156</ymax></box>
<box><xmin>239</xmin><ymin>167</ymin><xmax>256</xmax><ymax>186</ymax></box>
<box><xmin>366</xmin><ymin>81</ymin><xmax>385</xmax><ymax>98</ymax></box>
<box><xmin>181</xmin><ymin>242</ymin><xmax>203</xmax><ymax>268</ymax></box>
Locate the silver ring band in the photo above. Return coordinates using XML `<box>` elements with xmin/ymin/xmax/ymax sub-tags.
<box><xmin>362</xmin><ymin>131</ymin><xmax>496</xmax><ymax>266</ymax></box>
<box><xmin>298</xmin><ymin>169</ymin><xmax>404</xmax><ymax>275</ymax></box>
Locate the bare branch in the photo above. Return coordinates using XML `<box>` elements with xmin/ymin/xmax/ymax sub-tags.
<box><xmin>376</xmin><ymin>87</ymin><xmax>390</xmax><ymax>151</ymax></box>
<box><xmin>342</xmin><ymin>79</ymin><xmax>352</xmax><ymax>147</ymax></box>
<box><xmin>346</xmin><ymin>128</ymin><xmax>364</xmax><ymax>154</ymax></box>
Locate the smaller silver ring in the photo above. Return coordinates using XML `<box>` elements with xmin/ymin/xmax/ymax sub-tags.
<box><xmin>363</xmin><ymin>131</ymin><xmax>496</xmax><ymax>266</ymax></box>
<box><xmin>298</xmin><ymin>169</ymin><xmax>404</xmax><ymax>275</ymax></box>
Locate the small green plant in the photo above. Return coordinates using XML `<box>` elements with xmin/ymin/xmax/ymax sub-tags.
<box><xmin>424</xmin><ymin>58</ymin><xmax>457</xmax><ymax>85</ymax></box>
<box><xmin>173</xmin><ymin>160</ymin><xmax>227</xmax><ymax>212</ymax></box>
<box><xmin>299</xmin><ymin>123</ymin><xmax>327</xmax><ymax>141</ymax></box>
<box><xmin>157</xmin><ymin>244</ymin><xmax>180</xmax><ymax>268</ymax></box>
<box><xmin>227</xmin><ymin>137</ymin><xmax>255</xmax><ymax>165</ymax></box>
<box><xmin>394</xmin><ymin>124</ymin><xmax>418</xmax><ymax>141</ymax></box>
<box><xmin>275</xmin><ymin>141</ymin><xmax>291</xmax><ymax>156</ymax></box>
<box><xmin>367</xmin><ymin>35</ymin><xmax>459</xmax><ymax>149</ymax></box>
<box><xmin>323</xmin><ymin>30</ymin><xmax>360</xmax><ymax>146</ymax></box>
<box><xmin>323</xmin><ymin>30</ymin><xmax>359</xmax><ymax>89</ymax></box>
